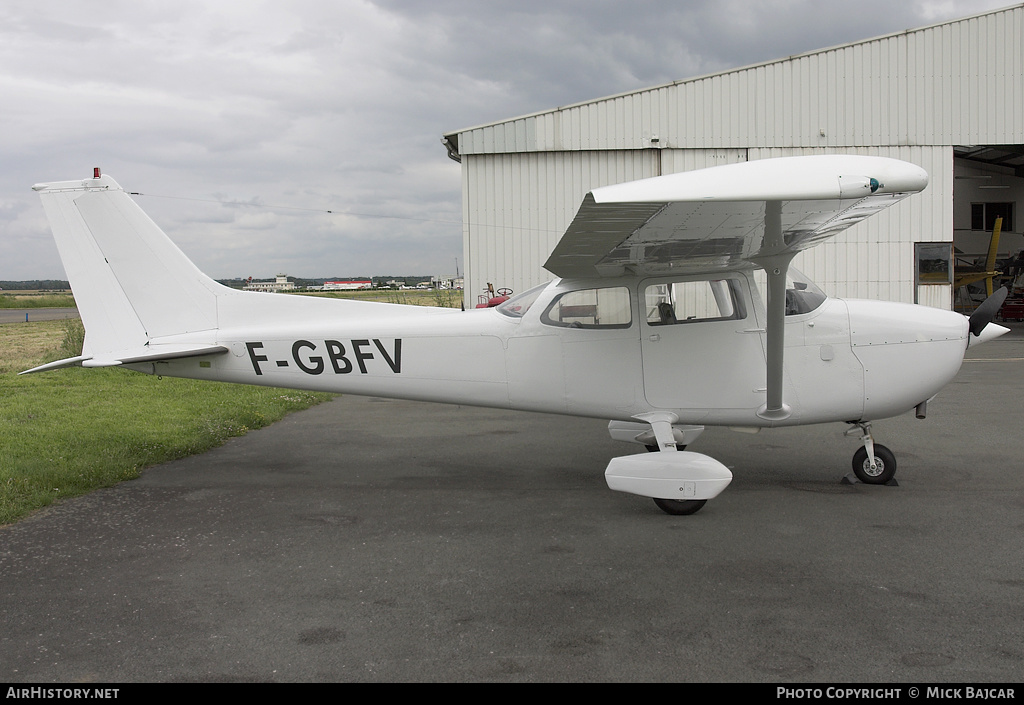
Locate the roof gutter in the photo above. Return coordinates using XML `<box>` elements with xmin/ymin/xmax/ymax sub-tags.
<box><xmin>442</xmin><ymin>134</ymin><xmax>461</xmax><ymax>163</ymax></box>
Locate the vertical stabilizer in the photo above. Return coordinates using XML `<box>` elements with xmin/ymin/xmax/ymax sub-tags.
<box><xmin>33</xmin><ymin>173</ymin><xmax>228</xmax><ymax>357</ymax></box>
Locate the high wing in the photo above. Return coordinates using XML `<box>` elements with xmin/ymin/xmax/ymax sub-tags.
<box><xmin>544</xmin><ymin>155</ymin><xmax>930</xmax><ymax>422</ymax></box>
<box><xmin>544</xmin><ymin>155</ymin><xmax>929</xmax><ymax>279</ymax></box>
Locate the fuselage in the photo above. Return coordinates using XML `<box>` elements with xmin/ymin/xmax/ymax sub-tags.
<box><xmin>137</xmin><ymin>270</ymin><xmax>972</xmax><ymax>427</ymax></box>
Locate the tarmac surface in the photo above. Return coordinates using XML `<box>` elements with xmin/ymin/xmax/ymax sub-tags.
<box><xmin>2</xmin><ymin>327</ymin><xmax>1023</xmax><ymax>683</ymax></box>
<box><xmin>0</xmin><ymin>308</ymin><xmax>79</xmax><ymax>324</ymax></box>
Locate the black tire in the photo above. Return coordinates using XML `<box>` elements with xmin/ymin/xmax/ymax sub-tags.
<box><xmin>653</xmin><ymin>498</ymin><xmax>707</xmax><ymax>515</ymax></box>
<box><xmin>852</xmin><ymin>444</ymin><xmax>897</xmax><ymax>484</ymax></box>
<box><xmin>645</xmin><ymin>444</ymin><xmax>686</xmax><ymax>452</ymax></box>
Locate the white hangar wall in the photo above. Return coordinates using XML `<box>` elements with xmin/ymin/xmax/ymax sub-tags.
<box><xmin>448</xmin><ymin>4</ymin><xmax>1024</xmax><ymax>308</ymax></box>
<box><xmin>460</xmin><ymin>148</ymin><xmax>746</xmax><ymax>304</ymax></box>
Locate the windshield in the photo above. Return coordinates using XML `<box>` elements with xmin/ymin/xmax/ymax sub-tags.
<box><xmin>753</xmin><ymin>267</ymin><xmax>827</xmax><ymax>315</ymax></box>
<box><xmin>496</xmin><ymin>282</ymin><xmax>550</xmax><ymax>318</ymax></box>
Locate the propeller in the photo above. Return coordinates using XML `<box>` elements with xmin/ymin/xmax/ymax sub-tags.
<box><xmin>968</xmin><ymin>286</ymin><xmax>1009</xmax><ymax>337</ymax></box>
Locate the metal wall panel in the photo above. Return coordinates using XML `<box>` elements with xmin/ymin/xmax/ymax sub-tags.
<box><xmin>462</xmin><ymin>151</ymin><xmax>661</xmax><ymax>305</ymax></box>
<box><xmin>460</xmin><ymin>149</ymin><xmax>751</xmax><ymax>304</ymax></box>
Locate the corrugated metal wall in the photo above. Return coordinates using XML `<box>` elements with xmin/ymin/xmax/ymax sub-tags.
<box><xmin>462</xmin><ymin>149</ymin><xmax>748</xmax><ymax>300</ymax></box>
<box><xmin>453</xmin><ymin>4</ymin><xmax>1022</xmax><ymax>306</ymax></box>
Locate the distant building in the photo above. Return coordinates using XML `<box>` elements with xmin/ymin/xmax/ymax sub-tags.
<box><xmin>432</xmin><ymin>276</ymin><xmax>464</xmax><ymax>290</ymax></box>
<box><xmin>244</xmin><ymin>274</ymin><xmax>295</xmax><ymax>293</ymax></box>
<box><xmin>323</xmin><ymin>280</ymin><xmax>373</xmax><ymax>290</ymax></box>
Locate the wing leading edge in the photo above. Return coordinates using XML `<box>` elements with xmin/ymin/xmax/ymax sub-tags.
<box><xmin>543</xmin><ymin>155</ymin><xmax>929</xmax><ymax>279</ymax></box>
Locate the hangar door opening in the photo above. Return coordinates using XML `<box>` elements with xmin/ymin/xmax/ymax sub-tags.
<box><xmin>951</xmin><ymin>146</ymin><xmax>1024</xmax><ymax>312</ymax></box>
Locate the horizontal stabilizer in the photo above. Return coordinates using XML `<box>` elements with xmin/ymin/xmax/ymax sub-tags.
<box><xmin>18</xmin><ymin>356</ymin><xmax>92</xmax><ymax>375</ymax></box>
<box><xmin>21</xmin><ymin>344</ymin><xmax>228</xmax><ymax>375</ymax></box>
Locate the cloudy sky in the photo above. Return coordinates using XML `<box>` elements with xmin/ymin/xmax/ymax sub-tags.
<box><xmin>0</xmin><ymin>0</ymin><xmax>1012</xmax><ymax>281</ymax></box>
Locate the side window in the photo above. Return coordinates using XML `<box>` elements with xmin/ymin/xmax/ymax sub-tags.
<box><xmin>541</xmin><ymin>287</ymin><xmax>632</xmax><ymax>329</ymax></box>
<box><xmin>645</xmin><ymin>279</ymin><xmax>745</xmax><ymax>325</ymax></box>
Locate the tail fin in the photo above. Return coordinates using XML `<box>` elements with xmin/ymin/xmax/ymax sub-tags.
<box><xmin>26</xmin><ymin>171</ymin><xmax>230</xmax><ymax>371</ymax></box>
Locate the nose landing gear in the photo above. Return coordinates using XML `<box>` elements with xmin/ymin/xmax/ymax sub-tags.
<box><xmin>844</xmin><ymin>422</ymin><xmax>898</xmax><ymax>485</ymax></box>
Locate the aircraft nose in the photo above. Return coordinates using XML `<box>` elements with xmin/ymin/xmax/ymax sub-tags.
<box><xmin>847</xmin><ymin>299</ymin><xmax>969</xmax><ymax>419</ymax></box>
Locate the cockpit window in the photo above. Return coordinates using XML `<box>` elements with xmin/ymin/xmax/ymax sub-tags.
<box><xmin>495</xmin><ymin>282</ymin><xmax>549</xmax><ymax>318</ymax></box>
<box><xmin>753</xmin><ymin>267</ymin><xmax>827</xmax><ymax>315</ymax></box>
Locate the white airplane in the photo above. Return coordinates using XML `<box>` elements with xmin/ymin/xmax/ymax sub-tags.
<box><xmin>25</xmin><ymin>156</ymin><xmax>1010</xmax><ymax>515</ymax></box>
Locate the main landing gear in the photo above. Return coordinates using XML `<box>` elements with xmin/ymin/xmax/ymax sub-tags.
<box><xmin>844</xmin><ymin>421</ymin><xmax>897</xmax><ymax>485</ymax></box>
<box><xmin>643</xmin><ymin>444</ymin><xmax>707</xmax><ymax>515</ymax></box>
<box><xmin>652</xmin><ymin>498</ymin><xmax>707</xmax><ymax>515</ymax></box>
<box><xmin>604</xmin><ymin>416</ymin><xmax>729</xmax><ymax>516</ymax></box>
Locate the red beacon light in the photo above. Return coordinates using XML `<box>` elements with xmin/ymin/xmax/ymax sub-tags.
<box><xmin>93</xmin><ymin>167</ymin><xmax>101</xmax><ymax>179</ymax></box>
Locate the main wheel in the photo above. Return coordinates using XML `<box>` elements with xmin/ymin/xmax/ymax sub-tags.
<box><xmin>653</xmin><ymin>498</ymin><xmax>707</xmax><ymax>515</ymax></box>
<box><xmin>852</xmin><ymin>444</ymin><xmax>897</xmax><ymax>484</ymax></box>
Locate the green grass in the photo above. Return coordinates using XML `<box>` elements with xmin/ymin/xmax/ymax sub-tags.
<box><xmin>0</xmin><ymin>292</ymin><xmax>76</xmax><ymax>308</ymax></box>
<box><xmin>0</xmin><ymin>320</ymin><xmax>333</xmax><ymax>525</ymax></box>
<box><xmin>292</xmin><ymin>288</ymin><xmax>462</xmax><ymax>308</ymax></box>
<box><xmin>0</xmin><ymin>285</ymin><xmax>460</xmax><ymax>525</ymax></box>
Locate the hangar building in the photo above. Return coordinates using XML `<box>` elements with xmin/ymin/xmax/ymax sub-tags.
<box><xmin>442</xmin><ymin>4</ymin><xmax>1024</xmax><ymax>310</ymax></box>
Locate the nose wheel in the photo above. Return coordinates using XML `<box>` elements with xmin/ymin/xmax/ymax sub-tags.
<box><xmin>852</xmin><ymin>444</ymin><xmax>897</xmax><ymax>484</ymax></box>
<box><xmin>845</xmin><ymin>422</ymin><xmax>898</xmax><ymax>485</ymax></box>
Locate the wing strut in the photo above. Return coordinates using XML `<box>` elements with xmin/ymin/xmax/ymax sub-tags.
<box><xmin>752</xmin><ymin>201</ymin><xmax>793</xmax><ymax>421</ymax></box>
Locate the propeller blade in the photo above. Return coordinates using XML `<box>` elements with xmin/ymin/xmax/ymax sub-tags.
<box><xmin>968</xmin><ymin>286</ymin><xmax>1009</xmax><ymax>337</ymax></box>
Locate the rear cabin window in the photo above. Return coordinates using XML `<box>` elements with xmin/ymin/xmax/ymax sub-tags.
<box><xmin>644</xmin><ymin>279</ymin><xmax>745</xmax><ymax>325</ymax></box>
<box><xmin>541</xmin><ymin>287</ymin><xmax>632</xmax><ymax>329</ymax></box>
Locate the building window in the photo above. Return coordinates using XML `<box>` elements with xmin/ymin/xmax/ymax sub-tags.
<box><xmin>971</xmin><ymin>202</ymin><xmax>1014</xmax><ymax>231</ymax></box>
<box><xmin>915</xmin><ymin>242</ymin><xmax>953</xmax><ymax>285</ymax></box>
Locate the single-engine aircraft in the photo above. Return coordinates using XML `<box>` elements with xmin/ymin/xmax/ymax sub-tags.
<box><xmin>25</xmin><ymin>156</ymin><xmax>1010</xmax><ymax>515</ymax></box>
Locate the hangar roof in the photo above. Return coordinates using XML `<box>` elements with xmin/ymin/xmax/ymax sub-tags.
<box><xmin>443</xmin><ymin>3</ymin><xmax>1024</xmax><ymax>160</ymax></box>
